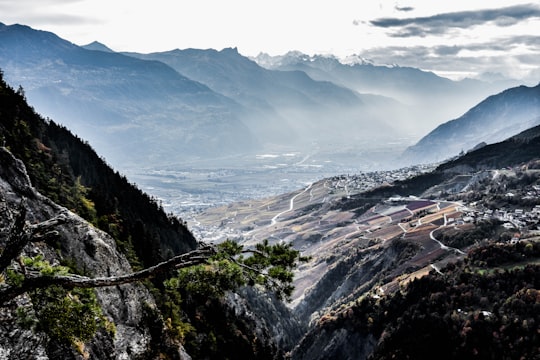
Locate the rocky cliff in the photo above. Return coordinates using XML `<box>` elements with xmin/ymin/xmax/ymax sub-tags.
<box><xmin>0</xmin><ymin>147</ymin><xmax>190</xmax><ymax>359</ymax></box>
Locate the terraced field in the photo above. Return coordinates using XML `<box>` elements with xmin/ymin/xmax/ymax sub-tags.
<box><xmin>190</xmin><ymin>178</ymin><xmax>470</xmax><ymax>309</ymax></box>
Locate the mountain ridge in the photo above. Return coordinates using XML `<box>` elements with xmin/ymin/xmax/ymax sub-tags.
<box><xmin>0</xmin><ymin>22</ymin><xmax>257</xmax><ymax>169</ymax></box>
<box><xmin>253</xmin><ymin>51</ymin><xmax>524</xmax><ymax>134</ymax></box>
<box><xmin>122</xmin><ymin>47</ymin><xmax>410</xmax><ymax>148</ymax></box>
<box><xmin>403</xmin><ymin>83</ymin><xmax>540</xmax><ymax>164</ymax></box>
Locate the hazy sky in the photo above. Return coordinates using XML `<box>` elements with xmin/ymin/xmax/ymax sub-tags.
<box><xmin>1</xmin><ymin>0</ymin><xmax>539</xmax><ymax>80</ymax></box>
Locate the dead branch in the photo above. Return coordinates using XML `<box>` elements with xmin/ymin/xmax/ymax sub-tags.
<box><xmin>0</xmin><ymin>244</ymin><xmax>216</xmax><ymax>304</ymax></box>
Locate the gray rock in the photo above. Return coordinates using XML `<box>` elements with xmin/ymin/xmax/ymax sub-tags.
<box><xmin>0</xmin><ymin>147</ymin><xmax>191</xmax><ymax>359</ymax></box>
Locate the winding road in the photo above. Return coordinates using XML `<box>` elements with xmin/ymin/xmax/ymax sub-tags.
<box><xmin>270</xmin><ymin>183</ymin><xmax>313</xmax><ymax>226</ymax></box>
<box><xmin>429</xmin><ymin>212</ymin><xmax>466</xmax><ymax>255</ymax></box>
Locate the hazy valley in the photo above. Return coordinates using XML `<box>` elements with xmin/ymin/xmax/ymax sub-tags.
<box><xmin>0</xmin><ymin>23</ymin><xmax>529</xmax><ymax>174</ymax></box>
<box><xmin>1</xmin><ymin>20</ymin><xmax>539</xmax><ymax>360</ymax></box>
<box><xmin>2</xmin><ymin>22</ymin><xmax>537</xmax><ymax>216</ymax></box>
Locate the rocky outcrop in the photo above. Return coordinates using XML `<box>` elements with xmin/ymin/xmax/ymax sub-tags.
<box><xmin>0</xmin><ymin>146</ymin><xmax>34</xmax><ymax>198</ymax></box>
<box><xmin>240</xmin><ymin>287</ymin><xmax>306</xmax><ymax>352</ymax></box>
<box><xmin>0</xmin><ymin>147</ymin><xmax>190</xmax><ymax>359</ymax></box>
<box><xmin>293</xmin><ymin>245</ymin><xmax>390</xmax><ymax>325</ymax></box>
<box><xmin>291</xmin><ymin>329</ymin><xmax>376</xmax><ymax>360</ymax></box>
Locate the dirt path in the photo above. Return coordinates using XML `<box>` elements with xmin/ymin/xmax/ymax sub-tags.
<box><xmin>270</xmin><ymin>182</ymin><xmax>313</xmax><ymax>225</ymax></box>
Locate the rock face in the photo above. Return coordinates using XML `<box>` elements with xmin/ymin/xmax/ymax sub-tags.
<box><xmin>239</xmin><ymin>287</ymin><xmax>306</xmax><ymax>352</ymax></box>
<box><xmin>291</xmin><ymin>329</ymin><xmax>376</xmax><ymax>360</ymax></box>
<box><xmin>0</xmin><ymin>147</ymin><xmax>189</xmax><ymax>359</ymax></box>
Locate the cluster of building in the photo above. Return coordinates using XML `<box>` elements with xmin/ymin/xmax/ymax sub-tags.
<box><xmin>330</xmin><ymin>166</ymin><xmax>540</xmax><ymax>243</ymax></box>
<box><xmin>465</xmin><ymin>205</ymin><xmax>540</xmax><ymax>230</ymax></box>
<box><xmin>459</xmin><ymin>180</ymin><xmax>540</xmax><ymax>243</ymax></box>
<box><xmin>326</xmin><ymin>164</ymin><xmax>435</xmax><ymax>195</ymax></box>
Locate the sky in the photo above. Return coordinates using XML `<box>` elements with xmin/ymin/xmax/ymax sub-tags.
<box><xmin>1</xmin><ymin>0</ymin><xmax>539</xmax><ymax>81</ymax></box>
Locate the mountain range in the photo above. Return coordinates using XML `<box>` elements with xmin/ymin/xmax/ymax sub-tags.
<box><xmin>123</xmin><ymin>47</ymin><xmax>387</xmax><ymax>147</ymax></box>
<box><xmin>0</xmin><ymin>22</ymin><xmax>527</xmax><ymax>173</ymax></box>
<box><xmin>253</xmin><ymin>51</ymin><xmax>521</xmax><ymax>134</ymax></box>
<box><xmin>0</xmin><ymin>23</ymin><xmax>254</xmax><ymax>168</ymax></box>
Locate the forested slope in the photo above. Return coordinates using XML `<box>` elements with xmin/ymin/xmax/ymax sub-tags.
<box><xmin>293</xmin><ymin>241</ymin><xmax>540</xmax><ymax>360</ymax></box>
<box><xmin>0</xmin><ymin>70</ymin><xmax>196</xmax><ymax>267</ymax></box>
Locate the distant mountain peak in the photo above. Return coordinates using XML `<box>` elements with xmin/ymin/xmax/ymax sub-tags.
<box><xmin>81</xmin><ymin>41</ymin><xmax>115</xmax><ymax>53</ymax></box>
<box><xmin>340</xmin><ymin>54</ymin><xmax>374</xmax><ymax>66</ymax></box>
<box><xmin>252</xmin><ymin>51</ymin><xmax>337</xmax><ymax>69</ymax></box>
<box><xmin>221</xmin><ymin>47</ymin><xmax>239</xmax><ymax>53</ymax></box>
<box><xmin>253</xmin><ymin>51</ymin><xmax>398</xmax><ymax>70</ymax></box>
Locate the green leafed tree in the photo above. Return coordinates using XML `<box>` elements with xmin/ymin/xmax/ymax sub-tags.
<box><xmin>169</xmin><ymin>239</ymin><xmax>309</xmax><ymax>302</ymax></box>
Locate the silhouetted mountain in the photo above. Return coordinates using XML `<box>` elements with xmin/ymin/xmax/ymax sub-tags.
<box><xmin>254</xmin><ymin>52</ymin><xmax>522</xmax><ymax>134</ymax></box>
<box><xmin>81</xmin><ymin>41</ymin><xmax>115</xmax><ymax>53</ymax></box>
<box><xmin>125</xmin><ymin>47</ymin><xmax>405</xmax><ymax>146</ymax></box>
<box><xmin>0</xmin><ymin>22</ymin><xmax>255</xmax><ymax>169</ymax></box>
<box><xmin>403</xmin><ymin>83</ymin><xmax>540</xmax><ymax>164</ymax></box>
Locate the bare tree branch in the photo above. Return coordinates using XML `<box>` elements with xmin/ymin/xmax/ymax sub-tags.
<box><xmin>0</xmin><ymin>202</ymin><xmax>301</xmax><ymax>305</ymax></box>
<box><xmin>0</xmin><ymin>244</ymin><xmax>216</xmax><ymax>304</ymax></box>
<box><xmin>26</xmin><ymin>213</ymin><xmax>67</xmax><ymax>239</ymax></box>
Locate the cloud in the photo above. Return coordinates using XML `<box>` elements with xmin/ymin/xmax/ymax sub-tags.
<box><xmin>370</xmin><ymin>3</ymin><xmax>540</xmax><ymax>37</ymax></box>
<box><xmin>1</xmin><ymin>12</ymin><xmax>101</xmax><ymax>27</ymax></box>
<box><xmin>0</xmin><ymin>0</ymin><xmax>97</xmax><ymax>26</ymax></box>
<box><xmin>395</xmin><ymin>5</ymin><xmax>414</xmax><ymax>12</ymax></box>
<box><xmin>0</xmin><ymin>0</ymin><xmax>100</xmax><ymax>27</ymax></box>
<box><xmin>0</xmin><ymin>0</ymin><xmax>83</xmax><ymax>11</ymax></box>
<box><xmin>459</xmin><ymin>35</ymin><xmax>540</xmax><ymax>52</ymax></box>
<box><xmin>25</xmin><ymin>13</ymin><xmax>100</xmax><ymax>26</ymax></box>
<box><xmin>361</xmin><ymin>35</ymin><xmax>540</xmax><ymax>61</ymax></box>
<box><xmin>355</xmin><ymin>35</ymin><xmax>540</xmax><ymax>81</ymax></box>
<box><xmin>433</xmin><ymin>45</ymin><xmax>461</xmax><ymax>56</ymax></box>
<box><xmin>0</xmin><ymin>0</ymin><xmax>83</xmax><ymax>5</ymax></box>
